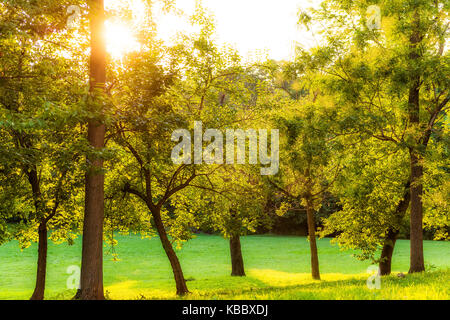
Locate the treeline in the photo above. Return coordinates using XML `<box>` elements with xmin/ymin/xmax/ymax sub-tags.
<box><xmin>0</xmin><ymin>0</ymin><xmax>448</xmax><ymax>299</ymax></box>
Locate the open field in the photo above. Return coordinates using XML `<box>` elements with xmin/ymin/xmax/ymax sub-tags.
<box><xmin>0</xmin><ymin>234</ymin><xmax>448</xmax><ymax>300</ymax></box>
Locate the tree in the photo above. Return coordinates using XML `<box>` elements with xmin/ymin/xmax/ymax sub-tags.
<box><xmin>0</xmin><ymin>135</ymin><xmax>28</xmax><ymax>246</ymax></box>
<box><xmin>78</xmin><ymin>0</ymin><xmax>107</xmax><ymax>300</ymax></box>
<box><xmin>258</xmin><ymin>60</ymin><xmax>345</xmax><ymax>280</ymax></box>
<box><xmin>108</xmin><ymin>3</ymin><xmax>276</xmax><ymax>293</ymax></box>
<box><xmin>270</xmin><ymin>92</ymin><xmax>343</xmax><ymax>280</ymax></box>
<box><xmin>321</xmin><ymin>141</ymin><xmax>410</xmax><ymax>275</ymax></box>
<box><xmin>298</xmin><ymin>0</ymin><xmax>449</xmax><ymax>273</ymax></box>
<box><xmin>422</xmin><ymin>122</ymin><xmax>450</xmax><ymax>241</ymax></box>
<box><xmin>184</xmin><ymin>166</ymin><xmax>270</xmax><ymax>277</ymax></box>
<box><xmin>108</xmin><ymin>20</ymin><xmax>209</xmax><ymax>295</ymax></box>
<box><xmin>0</xmin><ymin>0</ymin><xmax>87</xmax><ymax>299</ymax></box>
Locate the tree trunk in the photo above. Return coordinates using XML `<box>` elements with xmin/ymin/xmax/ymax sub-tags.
<box><xmin>79</xmin><ymin>158</ymin><xmax>105</xmax><ymax>299</ymax></box>
<box><xmin>409</xmin><ymin>150</ymin><xmax>425</xmax><ymax>273</ymax></box>
<box><xmin>26</xmin><ymin>168</ymin><xmax>48</xmax><ymax>300</ymax></box>
<box><xmin>30</xmin><ymin>222</ymin><xmax>47</xmax><ymax>300</ymax></box>
<box><xmin>151</xmin><ymin>208</ymin><xmax>189</xmax><ymax>296</ymax></box>
<box><xmin>407</xmin><ymin>9</ymin><xmax>425</xmax><ymax>274</ymax></box>
<box><xmin>230</xmin><ymin>235</ymin><xmax>245</xmax><ymax>276</ymax></box>
<box><xmin>379</xmin><ymin>180</ymin><xmax>411</xmax><ymax>276</ymax></box>
<box><xmin>78</xmin><ymin>0</ymin><xmax>106</xmax><ymax>300</ymax></box>
<box><xmin>306</xmin><ymin>202</ymin><xmax>320</xmax><ymax>280</ymax></box>
<box><xmin>379</xmin><ymin>228</ymin><xmax>399</xmax><ymax>276</ymax></box>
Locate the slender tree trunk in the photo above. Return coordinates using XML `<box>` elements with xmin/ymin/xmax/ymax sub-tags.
<box><xmin>306</xmin><ymin>202</ymin><xmax>320</xmax><ymax>280</ymax></box>
<box><xmin>379</xmin><ymin>229</ymin><xmax>399</xmax><ymax>276</ymax></box>
<box><xmin>30</xmin><ymin>222</ymin><xmax>47</xmax><ymax>300</ymax></box>
<box><xmin>26</xmin><ymin>168</ymin><xmax>49</xmax><ymax>300</ymax></box>
<box><xmin>230</xmin><ymin>235</ymin><xmax>245</xmax><ymax>276</ymax></box>
<box><xmin>78</xmin><ymin>0</ymin><xmax>106</xmax><ymax>300</ymax></box>
<box><xmin>379</xmin><ymin>180</ymin><xmax>411</xmax><ymax>275</ymax></box>
<box><xmin>409</xmin><ymin>150</ymin><xmax>425</xmax><ymax>273</ymax></box>
<box><xmin>151</xmin><ymin>208</ymin><xmax>189</xmax><ymax>295</ymax></box>
<box><xmin>407</xmin><ymin>11</ymin><xmax>425</xmax><ymax>273</ymax></box>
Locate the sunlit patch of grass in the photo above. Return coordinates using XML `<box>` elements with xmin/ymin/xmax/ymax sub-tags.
<box><xmin>105</xmin><ymin>280</ymin><xmax>140</xmax><ymax>300</ymax></box>
<box><xmin>248</xmin><ymin>269</ymin><xmax>364</xmax><ymax>287</ymax></box>
<box><xmin>105</xmin><ymin>281</ymin><xmax>177</xmax><ymax>300</ymax></box>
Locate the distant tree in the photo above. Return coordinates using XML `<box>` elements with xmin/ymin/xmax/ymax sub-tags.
<box><xmin>259</xmin><ymin>60</ymin><xmax>345</xmax><ymax>280</ymax></box>
<box><xmin>270</xmin><ymin>96</ymin><xmax>344</xmax><ymax>280</ymax></box>
<box><xmin>183</xmin><ymin>166</ymin><xmax>271</xmax><ymax>277</ymax></box>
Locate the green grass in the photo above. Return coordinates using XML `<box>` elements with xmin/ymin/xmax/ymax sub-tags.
<box><xmin>0</xmin><ymin>234</ymin><xmax>448</xmax><ymax>300</ymax></box>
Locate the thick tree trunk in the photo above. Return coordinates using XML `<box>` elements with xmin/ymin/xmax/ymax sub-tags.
<box><xmin>78</xmin><ymin>0</ymin><xmax>106</xmax><ymax>300</ymax></box>
<box><xmin>79</xmin><ymin>154</ymin><xmax>105</xmax><ymax>299</ymax></box>
<box><xmin>30</xmin><ymin>222</ymin><xmax>47</xmax><ymax>300</ymax></box>
<box><xmin>230</xmin><ymin>235</ymin><xmax>245</xmax><ymax>276</ymax></box>
<box><xmin>306</xmin><ymin>203</ymin><xmax>320</xmax><ymax>280</ymax></box>
<box><xmin>151</xmin><ymin>208</ymin><xmax>189</xmax><ymax>296</ymax></box>
<box><xmin>379</xmin><ymin>181</ymin><xmax>411</xmax><ymax>275</ymax></box>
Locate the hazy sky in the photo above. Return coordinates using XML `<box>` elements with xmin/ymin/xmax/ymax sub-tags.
<box><xmin>154</xmin><ymin>0</ymin><xmax>323</xmax><ymax>61</ymax></box>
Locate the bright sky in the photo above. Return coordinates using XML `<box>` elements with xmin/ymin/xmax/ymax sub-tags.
<box><xmin>104</xmin><ymin>0</ymin><xmax>323</xmax><ymax>60</ymax></box>
<box><xmin>154</xmin><ymin>0</ymin><xmax>323</xmax><ymax>61</ymax></box>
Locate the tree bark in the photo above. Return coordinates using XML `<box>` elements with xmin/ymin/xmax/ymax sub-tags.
<box><xmin>230</xmin><ymin>235</ymin><xmax>245</xmax><ymax>276</ymax></box>
<box><xmin>30</xmin><ymin>222</ymin><xmax>47</xmax><ymax>300</ymax></box>
<box><xmin>407</xmin><ymin>10</ymin><xmax>425</xmax><ymax>273</ymax></box>
<box><xmin>379</xmin><ymin>228</ymin><xmax>399</xmax><ymax>276</ymax></box>
<box><xmin>409</xmin><ymin>150</ymin><xmax>425</xmax><ymax>273</ymax></box>
<box><xmin>151</xmin><ymin>207</ymin><xmax>189</xmax><ymax>295</ymax></box>
<box><xmin>78</xmin><ymin>0</ymin><xmax>106</xmax><ymax>300</ymax></box>
<box><xmin>306</xmin><ymin>202</ymin><xmax>320</xmax><ymax>280</ymax></box>
<box><xmin>379</xmin><ymin>180</ymin><xmax>411</xmax><ymax>276</ymax></box>
<box><xmin>26</xmin><ymin>168</ymin><xmax>48</xmax><ymax>300</ymax></box>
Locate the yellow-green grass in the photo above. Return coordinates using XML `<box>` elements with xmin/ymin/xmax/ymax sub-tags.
<box><xmin>0</xmin><ymin>234</ymin><xmax>448</xmax><ymax>300</ymax></box>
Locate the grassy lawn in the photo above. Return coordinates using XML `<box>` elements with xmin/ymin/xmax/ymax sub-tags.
<box><xmin>0</xmin><ymin>234</ymin><xmax>448</xmax><ymax>300</ymax></box>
